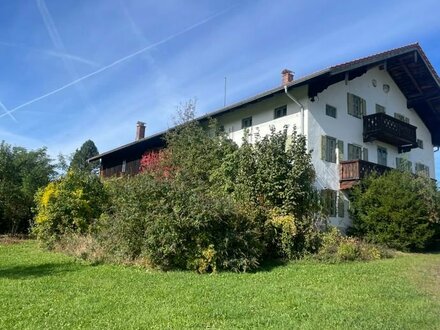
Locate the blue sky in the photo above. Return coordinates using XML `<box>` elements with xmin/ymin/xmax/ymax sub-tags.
<box><xmin>1</xmin><ymin>0</ymin><xmax>440</xmax><ymax>177</ymax></box>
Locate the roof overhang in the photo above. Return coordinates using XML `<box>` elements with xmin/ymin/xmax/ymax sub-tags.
<box><xmin>89</xmin><ymin>43</ymin><xmax>440</xmax><ymax>162</ymax></box>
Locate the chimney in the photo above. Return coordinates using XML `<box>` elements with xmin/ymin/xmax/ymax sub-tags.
<box><xmin>136</xmin><ymin>121</ymin><xmax>146</xmax><ymax>140</ymax></box>
<box><xmin>281</xmin><ymin>69</ymin><xmax>294</xmax><ymax>85</ymax></box>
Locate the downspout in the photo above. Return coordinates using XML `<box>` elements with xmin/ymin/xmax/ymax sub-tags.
<box><xmin>284</xmin><ymin>85</ymin><xmax>305</xmax><ymax>135</ymax></box>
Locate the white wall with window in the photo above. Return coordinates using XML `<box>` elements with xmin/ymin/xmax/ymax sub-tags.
<box><xmin>217</xmin><ymin>85</ymin><xmax>308</xmax><ymax>147</ymax></box>
<box><xmin>307</xmin><ymin>66</ymin><xmax>435</xmax><ymax>228</ymax></box>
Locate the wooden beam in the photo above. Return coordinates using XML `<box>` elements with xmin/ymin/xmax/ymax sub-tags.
<box><xmin>407</xmin><ymin>92</ymin><xmax>440</xmax><ymax>108</ymax></box>
<box><xmin>399</xmin><ymin>58</ymin><xmax>423</xmax><ymax>94</ymax></box>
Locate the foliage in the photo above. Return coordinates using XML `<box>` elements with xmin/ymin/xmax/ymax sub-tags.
<box><xmin>99</xmin><ymin>116</ymin><xmax>262</xmax><ymax>272</ymax></box>
<box><xmin>348</xmin><ymin>170</ymin><xmax>440</xmax><ymax>251</ymax></box>
<box><xmin>34</xmin><ymin>102</ymin><xmax>323</xmax><ymax>272</ymax></box>
<box><xmin>33</xmin><ymin>171</ymin><xmax>107</xmax><ymax>247</ymax></box>
<box><xmin>69</xmin><ymin>139</ymin><xmax>99</xmax><ymax>174</ymax></box>
<box><xmin>1</xmin><ymin>241</ymin><xmax>439</xmax><ymax>329</ymax></box>
<box><xmin>214</xmin><ymin>126</ymin><xmax>322</xmax><ymax>259</ymax></box>
<box><xmin>0</xmin><ymin>141</ymin><xmax>55</xmax><ymax>234</ymax></box>
<box><xmin>316</xmin><ymin>227</ymin><xmax>393</xmax><ymax>262</ymax></box>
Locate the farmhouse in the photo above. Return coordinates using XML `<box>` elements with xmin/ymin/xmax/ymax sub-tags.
<box><xmin>89</xmin><ymin>43</ymin><xmax>440</xmax><ymax>229</ymax></box>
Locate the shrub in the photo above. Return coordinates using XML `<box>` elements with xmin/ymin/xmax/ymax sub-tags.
<box><xmin>214</xmin><ymin>126</ymin><xmax>323</xmax><ymax>259</ymax></box>
<box><xmin>33</xmin><ymin>171</ymin><xmax>107</xmax><ymax>247</ymax></box>
<box><xmin>316</xmin><ymin>227</ymin><xmax>392</xmax><ymax>262</ymax></box>
<box><xmin>349</xmin><ymin>171</ymin><xmax>440</xmax><ymax>251</ymax></box>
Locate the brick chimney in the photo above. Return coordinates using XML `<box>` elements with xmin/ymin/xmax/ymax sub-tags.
<box><xmin>136</xmin><ymin>121</ymin><xmax>146</xmax><ymax>140</ymax></box>
<box><xmin>281</xmin><ymin>69</ymin><xmax>294</xmax><ymax>85</ymax></box>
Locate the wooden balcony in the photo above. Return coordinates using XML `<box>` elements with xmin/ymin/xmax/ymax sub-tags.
<box><xmin>339</xmin><ymin>160</ymin><xmax>391</xmax><ymax>189</ymax></box>
<box><xmin>363</xmin><ymin>113</ymin><xmax>417</xmax><ymax>153</ymax></box>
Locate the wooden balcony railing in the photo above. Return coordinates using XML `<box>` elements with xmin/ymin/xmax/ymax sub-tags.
<box><xmin>363</xmin><ymin>113</ymin><xmax>417</xmax><ymax>152</ymax></box>
<box><xmin>340</xmin><ymin>160</ymin><xmax>391</xmax><ymax>188</ymax></box>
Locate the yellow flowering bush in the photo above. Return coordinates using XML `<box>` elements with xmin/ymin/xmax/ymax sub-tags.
<box><xmin>33</xmin><ymin>171</ymin><xmax>107</xmax><ymax>247</ymax></box>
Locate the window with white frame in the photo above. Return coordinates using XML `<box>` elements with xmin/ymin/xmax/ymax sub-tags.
<box><xmin>274</xmin><ymin>105</ymin><xmax>287</xmax><ymax>119</ymax></box>
<box><xmin>241</xmin><ymin>116</ymin><xmax>252</xmax><ymax>129</ymax></box>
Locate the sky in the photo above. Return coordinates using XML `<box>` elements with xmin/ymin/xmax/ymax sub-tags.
<box><xmin>1</xmin><ymin>0</ymin><xmax>440</xmax><ymax>177</ymax></box>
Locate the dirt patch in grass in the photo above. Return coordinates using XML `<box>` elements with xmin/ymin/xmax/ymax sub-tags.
<box><xmin>0</xmin><ymin>235</ymin><xmax>28</xmax><ymax>245</ymax></box>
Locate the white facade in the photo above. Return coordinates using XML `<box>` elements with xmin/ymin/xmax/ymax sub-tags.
<box><xmin>216</xmin><ymin>65</ymin><xmax>436</xmax><ymax>230</ymax></box>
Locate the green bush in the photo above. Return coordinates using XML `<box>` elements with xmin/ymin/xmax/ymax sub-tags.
<box><xmin>349</xmin><ymin>171</ymin><xmax>440</xmax><ymax>251</ymax></box>
<box><xmin>316</xmin><ymin>227</ymin><xmax>392</xmax><ymax>262</ymax></box>
<box><xmin>36</xmin><ymin>103</ymin><xmax>326</xmax><ymax>272</ymax></box>
<box><xmin>33</xmin><ymin>171</ymin><xmax>107</xmax><ymax>247</ymax></box>
<box><xmin>214</xmin><ymin>126</ymin><xmax>323</xmax><ymax>259</ymax></box>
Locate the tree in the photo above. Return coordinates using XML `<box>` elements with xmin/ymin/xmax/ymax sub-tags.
<box><xmin>69</xmin><ymin>140</ymin><xmax>99</xmax><ymax>174</ymax></box>
<box><xmin>0</xmin><ymin>141</ymin><xmax>55</xmax><ymax>234</ymax></box>
<box><xmin>349</xmin><ymin>170</ymin><xmax>440</xmax><ymax>251</ymax></box>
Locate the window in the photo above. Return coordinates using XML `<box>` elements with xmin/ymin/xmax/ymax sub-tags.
<box><xmin>326</xmin><ymin>104</ymin><xmax>337</xmax><ymax>118</ymax></box>
<box><xmin>338</xmin><ymin>195</ymin><xmax>345</xmax><ymax>217</ymax></box>
<box><xmin>394</xmin><ymin>113</ymin><xmax>410</xmax><ymax>124</ymax></box>
<box><xmin>363</xmin><ymin>148</ymin><xmax>369</xmax><ymax>161</ymax></box>
<box><xmin>241</xmin><ymin>116</ymin><xmax>252</xmax><ymax>129</ymax></box>
<box><xmin>417</xmin><ymin>139</ymin><xmax>424</xmax><ymax>149</ymax></box>
<box><xmin>274</xmin><ymin>105</ymin><xmax>287</xmax><ymax>119</ymax></box>
<box><xmin>377</xmin><ymin>146</ymin><xmax>387</xmax><ymax>166</ymax></box>
<box><xmin>415</xmin><ymin>163</ymin><xmax>429</xmax><ymax>176</ymax></box>
<box><xmin>122</xmin><ymin>160</ymin><xmax>126</xmax><ymax>173</ymax></box>
<box><xmin>375</xmin><ymin>104</ymin><xmax>386</xmax><ymax>113</ymax></box>
<box><xmin>396</xmin><ymin>157</ymin><xmax>412</xmax><ymax>172</ymax></box>
<box><xmin>347</xmin><ymin>144</ymin><xmax>368</xmax><ymax>161</ymax></box>
<box><xmin>321</xmin><ymin>136</ymin><xmax>337</xmax><ymax>163</ymax></box>
<box><xmin>321</xmin><ymin>189</ymin><xmax>337</xmax><ymax>217</ymax></box>
<box><xmin>347</xmin><ymin>93</ymin><xmax>366</xmax><ymax>118</ymax></box>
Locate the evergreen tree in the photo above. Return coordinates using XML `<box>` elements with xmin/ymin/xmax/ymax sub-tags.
<box><xmin>70</xmin><ymin>140</ymin><xmax>99</xmax><ymax>174</ymax></box>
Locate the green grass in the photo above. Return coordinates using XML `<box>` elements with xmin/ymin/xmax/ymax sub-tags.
<box><xmin>0</xmin><ymin>240</ymin><xmax>439</xmax><ymax>329</ymax></box>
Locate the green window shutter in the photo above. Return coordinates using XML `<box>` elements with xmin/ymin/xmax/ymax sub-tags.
<box><xmin>329</xmin><ymin>138</ymin><xmax>336</xmax><ymax>163</ymax></box>
<box><xmin>321</xmin><ymin>136</ymin><xmax>327</xmax><ymax>160</ymax></box>
<box><xmin>337</xmin><ymin>140</ymin><xmax>344</xmax><ymax>161</ymax></box>
<box><xmin>376</xmin><ymin>104</ymin><xmax>386</xmax><ymax>113</ymax></box>
<box><xmin>338</xmin><ymin>195</ymin><xmax>345</xmax><ymax>217</ymax></box>
<box><xmin>408</xmin><ymin>161</ymin><xmax>413</xmax><ymax>172</ymax></box>
<box><xmin>362</xmin><ymin>148</ymin><xmax>368</xmax><ymax>161</ymax></box>
<box><xmin>361</xmin><ymin>98</ymin><xmax>367</xmax><ymax>116</ymax></box>
<box><xmin>415</xmin><ymin>163</ymin><xmax>421</xmax><ymax>173</ymax></box>
<box><xmin>396</xmin><ymin>157</ymin><xmax>402</xmax><ymax>170</ymax></box>
<box><xmin>347</xmin><ymin>144</ymin><xmax>353</xmax><ymax>160</ymax></box>
<box><xmin>347</xmin><ymin>93</ymin><xmax>353</xmax><ymax>116</ymax></box>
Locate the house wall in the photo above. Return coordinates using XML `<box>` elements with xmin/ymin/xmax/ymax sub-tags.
<box><xmin>217</xmin><ymin>86</ymin><xmax>309</xmax><ymax>145</ymax></box>
<box><xmin>307</xmin><ymin>66</ymin><xmax>435</xmax><ymax>228</ymax></box>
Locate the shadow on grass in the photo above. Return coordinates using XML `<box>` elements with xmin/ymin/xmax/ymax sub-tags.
<box><xmin>254</xmin><ymin>258</ymin><xmax>288</xmax><ymax>273</ymax></box>
<box><xmin>0</xmin><ymin>262</ymin><xmax>80</xmax><ymax>280</ymax></box>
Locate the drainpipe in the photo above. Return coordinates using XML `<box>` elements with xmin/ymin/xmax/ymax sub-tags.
<box><xmin>284</xmin><ymin>85</ymin><xmax>305</xmax><ymax>135</ymax></box>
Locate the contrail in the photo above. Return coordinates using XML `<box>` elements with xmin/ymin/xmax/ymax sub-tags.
<box><xmin>0</xmin><ymin>6</ymin><xmax>234</xmax><ymax>119</ymax></box>
<box><xmin>0</xmin><ymin>41</ymin><xmax>100</xmax><ymax>67</ymax></box>
<box><xmin>0</xmin><ymin>100</ymin><xmax>17</xmax><ymax>122</ymax></box>
<box><xmin>36</xmin><ymin>0</ymin><xmax>97</xmax><ymax>115</ymax></box>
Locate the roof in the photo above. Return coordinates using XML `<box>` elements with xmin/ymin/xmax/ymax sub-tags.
<box><xmin>89</xmin><ymin>43</ymin><xmax>440</xmax><ymax>162</ymax></box>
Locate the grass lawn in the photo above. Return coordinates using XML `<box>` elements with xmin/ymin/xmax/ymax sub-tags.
<box><xmin>0</xmin><ymin>240</ymin><xmax>439</xmax><ymax>329</ymax></box>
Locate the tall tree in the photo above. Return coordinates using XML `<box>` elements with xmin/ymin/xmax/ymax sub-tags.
<box><xmin>0</xmin><ymin>141</ymin><xmax>55</xmax><ymax>234</ymax></box>
<box><xmin>69</xmin><ymin>140</ymin><xmax>99</xmax><ymax>174</ymax></box>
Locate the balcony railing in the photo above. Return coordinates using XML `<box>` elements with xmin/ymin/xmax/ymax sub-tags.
<box><xmin>363</xmin><ymin>113</ymin><xmax>417</xmax><ymax>152</ymax></box>
<box><xmin>340</xmin><ymin>160</ymin><xmax>391</xmax><ymax>188</ymax></box>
